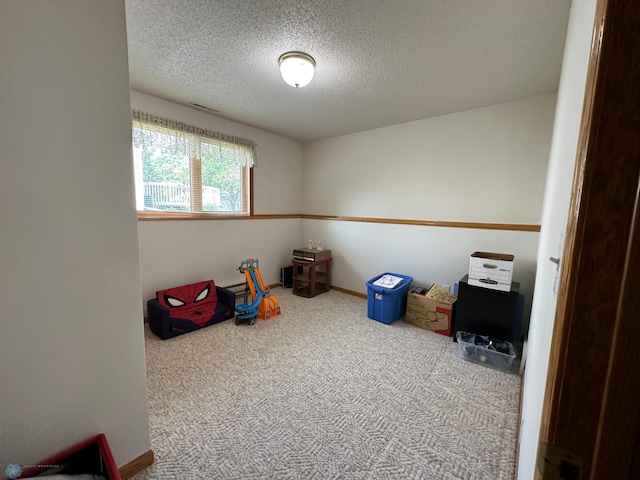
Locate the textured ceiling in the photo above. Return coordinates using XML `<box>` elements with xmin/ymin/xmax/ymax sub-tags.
<box><xmin>125</xmin><ymin>0</ymin><xmax>572</xmax><ymax>143</ymax></box>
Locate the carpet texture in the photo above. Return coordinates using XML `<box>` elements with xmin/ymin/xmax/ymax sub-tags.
<box><xmin>133</xmin><ymin>288</ymin><xmax>521</xmax><ymax>479</ymax></box>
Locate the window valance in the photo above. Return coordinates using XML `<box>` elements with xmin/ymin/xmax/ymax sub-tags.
<box><xmin>132</xmin><ymin>110</ymin><xmax>257</xmax><ymax>167</ymax></box>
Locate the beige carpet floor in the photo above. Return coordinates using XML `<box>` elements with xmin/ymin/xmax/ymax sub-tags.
<box><xmin>133</xmin><ymin>288</ymin><xmax>521</xmax><ymax>480</ymax></box>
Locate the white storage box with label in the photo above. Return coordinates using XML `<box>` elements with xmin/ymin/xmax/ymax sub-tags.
<box><xmin>468</xmin><ymin>251</ymin><xmax>514</xmax><ymax>292</ymax></box>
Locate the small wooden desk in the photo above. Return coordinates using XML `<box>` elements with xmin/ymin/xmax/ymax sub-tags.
<box><xmin>292</xmin><ymin>250</ymin><xmax>331</xmax><ymax>297</ymax></box>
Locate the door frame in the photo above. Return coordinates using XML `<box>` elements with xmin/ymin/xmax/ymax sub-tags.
<box><xmin>537</xmin><ymin>0</ymin><xmax>640</xmax><ymax>478</ymax></box>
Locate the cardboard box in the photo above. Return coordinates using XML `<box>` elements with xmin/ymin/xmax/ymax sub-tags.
<box><xmin>468</xmin><ymin>251</ymin><xmax>514</xmax><ymax>292</ymax></box>
<box><xmin>405</xmin><ymin>284</ymin><xmax>457</xmax><ymax>336</ymax></box>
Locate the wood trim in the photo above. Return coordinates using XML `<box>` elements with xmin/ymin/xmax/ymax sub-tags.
<box><xmin>249</xmin><ymin>166</ymin><xmax>254</xmax><ymax>215</ymax></box>
<box><xmin>514</xmin><ymin>374</ymin><xmax>524</xmax><ymax>480</ymax></box>
<box><xmin>191</xmin><ymin>157</ymin><xmax>203</xmax><ymax>212</ymax></box>
<box><xmin>592</xmin><ymin>173</ymin><xmax>640</xmax><ymax>478</ymax></box>
<box><xmin>302</xmin><ymin>214</ymin><xmax>540</xmax><ymax>232</ymax></box>
<box><xmin>538</xmin><ymin>0</ymin><xmax>640</xmax><ymax>477</ymax></box>
<box><xmin>538</xmin><ymin>0</ymin><xmax>609</xmax><ymax>449</ymax></box>
<box><xmin>330</xmin><ymin>285</ymin><xmax>367</xmax><ymax>298</ymax></box>
<box><xmin>138</xmin><ymin>211</ymin><xmax>540</xmax><ymax>232</ymax></box>
<box><xmin>119</xmin><ymin>449</ymin><xmax>154</xmax><ymax>479</ymax></box>
<box><xmin>590</xmin><ymin>0</ymin><xmax>640</xmax><ymax>476</ymax></box>
<box><xmin>138</xmin><ymin>212</ymin><xmax>300</xmax><ymax>221</ymax></box>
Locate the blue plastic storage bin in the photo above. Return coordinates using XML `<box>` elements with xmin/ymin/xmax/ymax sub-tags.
<box><xmin>366</xmin><ymin>273</ymin><xmax>414</xmax><ymax>324</ymax></box>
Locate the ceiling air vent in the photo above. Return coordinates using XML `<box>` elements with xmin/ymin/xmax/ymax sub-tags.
<box><xmin>190</xmin><ymin>103</ymin><xmax>219</xmax><ymax>113</ymax></box>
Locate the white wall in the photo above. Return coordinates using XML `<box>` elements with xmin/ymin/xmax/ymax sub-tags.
<box><xmin>304</xmin><ymin>95</ymin><xmax>555</xmax><ymax>223</ymax></box>
<box><xmin>131</xmin><ymin>93</ymin><xmax>303</xmax><ymax>308</ymax></box>
<box><xmin>302</xmin><ymin>96</ymin><xmax>557</xmax><ymax>319</ymax></box>
<box><xmin>0</xmin><ymin>0</ymin><xmax>150</xmax><ymax>468</ymax></box>
<box><xmin>303</xmin><ymin>218</ymin><xmax>539</xmax><ymax>299</ymax></box>
<box><xmin>517</xmin><ymin>1</ymin><xmax>598</xmax><ymax>478</ymax></box>
<box><xmin>138</xmin><ymin>218</ymin><xmax>300</xmax><ymax>306</ymax></box>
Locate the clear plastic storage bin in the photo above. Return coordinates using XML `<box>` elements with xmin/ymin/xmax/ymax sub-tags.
<box><xmin>455</xmin><ymin>331</ymin><xmax>516</xmax><ymax>372</ymax></box>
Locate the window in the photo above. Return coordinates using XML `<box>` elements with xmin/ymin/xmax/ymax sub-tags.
<box><xmin>131</xmin><ymin>111</ymin><xmax>256</xmax><ymax>216</ymax></box>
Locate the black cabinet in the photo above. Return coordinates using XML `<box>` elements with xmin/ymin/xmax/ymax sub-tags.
<box><xmin>454</xmin><ymin>274</ymin><xmax>522</xmax><ymax>342</ymax></box>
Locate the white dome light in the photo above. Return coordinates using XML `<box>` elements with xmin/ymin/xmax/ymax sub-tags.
<box><xmin>278</xmin><ymin>52</ymin><xmax>316</xmax><ymax>88</ymax></box>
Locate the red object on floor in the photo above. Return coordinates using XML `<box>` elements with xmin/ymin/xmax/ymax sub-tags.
<box><xmin>19</xmin><ymin>433</ymin><xmax>120</xmax><ymax>479</ymax></box>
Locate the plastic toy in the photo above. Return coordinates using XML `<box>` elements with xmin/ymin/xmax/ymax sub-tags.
<box><xmin>235</xmin><ymin>258</ymin><xmax>281</xmax><ymax>322</ymax></box>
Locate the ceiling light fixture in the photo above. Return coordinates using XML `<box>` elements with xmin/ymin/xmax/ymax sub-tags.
<box><xmin>278</xmin><ymin>51</ymin><xmax>315</xmax><ymax>88</ymax></box>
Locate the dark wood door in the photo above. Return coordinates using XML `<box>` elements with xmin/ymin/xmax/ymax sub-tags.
<box><xmin>537</xmin><ymin>0</ymin><xmax>640</xmax><ymax>478</ymax></box>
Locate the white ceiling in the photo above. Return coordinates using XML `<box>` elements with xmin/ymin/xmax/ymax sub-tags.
<box><xmin>125</xmin><ymin>0</ymin><xmax>572</xmax><ymax>143</ymax></box>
